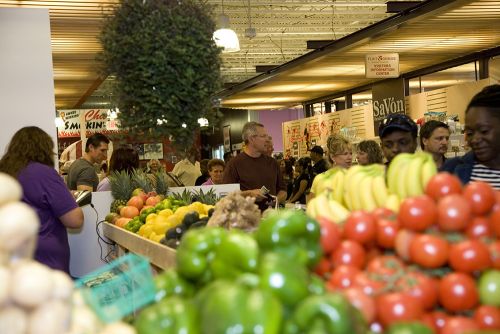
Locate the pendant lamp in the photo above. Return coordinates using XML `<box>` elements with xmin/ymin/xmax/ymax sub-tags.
<box><xmin>213</xmin><ymin>1</ymin><xmax>240</xmax><ymax>52</ymax></box>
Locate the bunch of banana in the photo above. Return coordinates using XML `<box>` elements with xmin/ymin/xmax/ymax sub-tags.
<box><xmin>343</xmin><ymin>164</ymin><xmax>390</xmax><ymax>212</ymax></box>
<box><xmin>306</xmin><ymin>192</ymin><xmax>350</xmax><ymax>223</ymax></box>
<box><xmin>310</xmin><ymin>167</ymin><xmax>346</xmax><ymax>197</ymax></box>
<box><xmin>387</xmin><ymin>152</ymin><xmax>437</xmax><ymax>200</ymax></box>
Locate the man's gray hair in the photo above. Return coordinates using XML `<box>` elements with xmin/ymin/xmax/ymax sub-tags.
<box><xmin>242</xmin><ymin>121</ymin><xmax>264</xmax><ymax>144</ymax></box>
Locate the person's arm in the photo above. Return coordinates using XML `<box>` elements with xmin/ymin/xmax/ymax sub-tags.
<box><xmin>287</xmin><ymin>179</ymin><xmax>308</xmax><ymax>203</ymax></box>
<box><xmin>276</xmin><ymin>190</ymin><xmax>287</xmax><ymax>204</ymax></box>
<box><xmin>59</xmin><ymin>207</ymin><xmax>84</xmax><ymax>229</ymax></box>
<box><xmin>76</xmin><ymin>184</ymin><xmax>93</xmax><ymax>191</ymax></box>
<box><xmin>241</xmin><ymin>189</ymin><xmax>267</xmax><ymax>201</ymax></box>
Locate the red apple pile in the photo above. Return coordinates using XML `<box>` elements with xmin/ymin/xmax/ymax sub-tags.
<box><xmin>315</xmin><ymin>173</ymin><xmax>500</xmax><ymax>334</ymax></box>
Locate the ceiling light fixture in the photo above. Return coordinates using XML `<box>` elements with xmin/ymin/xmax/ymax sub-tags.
<box><xmin>213</xmin><ymin>0</ymin><xmax>240</xmax><ymax>52</ymax></box>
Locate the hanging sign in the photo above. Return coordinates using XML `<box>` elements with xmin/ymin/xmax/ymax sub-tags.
<box><xmin>372</xmin><ymin>78</ymin><xmax>406</xmax><ymax>136</ymax></box>
<box><xmin>365</xmin><ymin>53</ymin><xmax>400</xmax><ymax>78</ymax></box>
<box><xmin>57</xmin><ymin>109</ymin><xmax>121</xmax><ymax>138</ymax></box>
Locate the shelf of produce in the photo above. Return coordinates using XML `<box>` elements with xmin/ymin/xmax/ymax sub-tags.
<box><xmin>103</xmin><ymin>222</ymin><xmax>176</xmax><ymax>271</ymax></box>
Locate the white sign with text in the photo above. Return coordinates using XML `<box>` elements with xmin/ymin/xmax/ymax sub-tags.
<box><xmin>365</xmin><ymin>53</ymin><xmax>400</xmax><ymax>78</ymax></box>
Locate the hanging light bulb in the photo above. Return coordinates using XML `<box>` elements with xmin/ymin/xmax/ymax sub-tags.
<box><xmin>197</xmin><ymin>118</ymin><xmax>209</xmax><ymax>127</ymax></box>
<box><xmin>213</xmin><ymin>1</ymin><xmax>240</xmax><ymax>53</ymax></box>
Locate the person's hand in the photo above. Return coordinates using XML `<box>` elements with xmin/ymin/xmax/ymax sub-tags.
<box><xmin>244</xmin><ymin>189</ymin><xmax>267</xmax><ymax>202</ymax></box>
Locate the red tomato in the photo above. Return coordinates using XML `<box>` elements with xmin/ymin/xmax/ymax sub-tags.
<box><xmin>489</xmin><ymin>241</ymin><xmax>500</xmax><ymax>270</ymax></box>
<box><xmin>376</xmin><ymin>292</ymin><xmax>423</xmax><ymax>327</ymax></box>
<box><xmin>439</xmin><ymin>272</ymin><xmax>479</xmax><ymax>312</ymax></box>
<box><xmin>372</xmin><ymin>207</ymin><xmax>396</xmax><ymax>220</ymax></box>
<box><xmin>343</xmin><ymin>287</ymin><xmax>376</xmax><ymax>323</ymax></box>
<box><xmin>425</xmin><ymin>172</ymin><xmax>462</xmax><ymax>201</ymax></box>
<box><xmin>314</xmin><ymin>256</ymin><xmax>331</xmax><ymax>277</ymax></box>
<box><xmin>354</xmin><ymin>272</ymin><xmax>385</xmax><ymax>296</ymax></box>
<box><xmin>327</xmin><ymin>265</ymin><xmax>360</xmax><ymax>290</ymax></box>
<box><xmin>422</xmin><ymin>311</ymin><xmax>449</xmax><ymax>333</ymax></box>
<box><xmin>318</xmin><ymin>217</ymin><xmax>342</xmax><ymax>254</ymax></box>
<box><xmin>398</xmin><ymin>195</ymin><xmax>437</xmax><ymax>232</ymax></box>
<box><xmin>463</xmin><ymin>181</ymin><xmax>497</xmax><ymax>216</ymax></box>
<box><xmin>367</xmin><ymin>255</ymin><xmax>405</xmax><ymax>279</ymax></box>
<box><xmin>331</xmin><ymin>240</ymin><xmax>366</xmax><ymax>269</ymax></box>
<box><xmin>491</xmin><ymin>209</ymin><xmax>500</xmax><ymax>238</ymax></box>
<box><xmin>437</xmin><ymin>194</ymin><xmax>472</xmax><ymax>231</ymax></box>
<box><xmin>466</xmin><ymin>216</ymin><xmax>493</xmax><ymax>239</ymax></box>
<box><xmin>395</xmin><ymin>229</ymin><xmax>416</xmax><ymax>262</ymax></box>
<box><xmin>376</xmin><ymin>217</ymin><xmax>400</xmax><ymax>249</ymax></box>
<box><xmin>409</xmin><ymin>234</ymin><xmax>449</xmax><ymax>269</ymax></box>
<box><xmin>441</xmin><ymin>316</ymin><xmax>479</xmax><ymax>334</ymax></box>
<box><xmin>449</xmin><ymin>240</ymin><xmax>491</xmax><ymax>273</ymax></box>
<box><xmin>474</xmin><ymin>305</ymin><xmax>500</xmax><ymax>329</ymax></box>
<box><xmin>369</xmin><ymin>322</ymin><xmax>384</xmax><ymax>334</ymax></box>
<box><xmin>343</xmin><ymin>211</ymin><xmax>376</xmax><ymax>245</ymax></box>
<box><xmin>397</xmin><ymin>271</ymin><xmax>438</xmax><ymax>310</ymax></box>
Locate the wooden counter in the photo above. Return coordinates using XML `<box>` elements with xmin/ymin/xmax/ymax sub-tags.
<box><xmin>103</xmin><ymin>222</ymin><xmax>176</xmax><ymax>271</ymax></box>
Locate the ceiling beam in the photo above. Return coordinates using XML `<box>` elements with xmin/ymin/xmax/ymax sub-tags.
<box><xmin>386</xmin><ymin>1</ymin><xmax>423</xmax><ymax>13</ymax></box>
<box><xmin>72</xmin><ymin>75</ymin><xmax>106</xmax><ymax>108</ymax></box>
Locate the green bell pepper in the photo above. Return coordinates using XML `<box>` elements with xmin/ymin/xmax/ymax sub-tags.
<box><xmin>255</xmin><ymin>210</ymin><xmax>322</xmax><ymax>268</ymax></box>
<box><xmin>385</xmin><ymin>322</ymin><xmax>434</xmax><ymax>334</ymax></box>
<box><xmin>283</xmin><ymin>293</ymin><xmax>366</xmax><ymax>334</ymax></box>
<box><xmin>196</xmin><ymin>279</ymin><xmax>283</xmax><ymax>334</ymax></box>
<box><xmin>134</xmin><ymin>296</ymin><xmax>199</xmax><ymax>334</ymax></box>
<box><xmin>258</xmin><ymin>252</ymin><xmax>309</xmax><ymax>308</ymax></box>
<box><xmin>154</xmin><ymin>268</ymin><xmax>195</xmax><ymax>301</ymax></box>
<box><xmin>176</xmin><ymin>227</ymin><xmax>259</xmax><ymax>283</ymax></box>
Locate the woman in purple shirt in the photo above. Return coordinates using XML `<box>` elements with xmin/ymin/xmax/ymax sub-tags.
<box><xmin>0</xmin><ymin>126</ymin><xmax>83</xmax><ymax>273</ymax></box>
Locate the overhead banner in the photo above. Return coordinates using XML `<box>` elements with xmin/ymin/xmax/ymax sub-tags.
<box><xmin>372</xmin><ymin>78</ymin><xmax>406</xmax><ymax>136</ymax></box>
<box><xmin>365</xmin><ymin>53</ymin><xmax>400</xmax><ymax>78</ymax></box>
<box><xmin>57</xmin><ymin>109</ymin><xmax>121</xmax><ymax>138</ymax></box>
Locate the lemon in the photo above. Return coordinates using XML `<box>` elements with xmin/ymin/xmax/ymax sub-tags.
<box><xmin>173</xmin><ymin>206</ymin><xmax>192</xmax><ymax>221</ymax></box>
<box><xmin>159</xmin><ymin>208</ymin><xmax>173</xmax><ymax>217</ymax></box>
<box><xmin>166</xmin><ymin>214</ymin><xmax>182</xmax><ymax>228</ymax></box>
<box><xmin>189</xmin><ymin>201</ymin><xmax>206</xmax><ymax>214</ymax></box>
<box><xmin>146</xmin><ymin>213</ymin><xmax>158</xmax><ymax>224</ymax></box>
<box><xmin>153</xmin><ymin>222</ymin><xmax>170</xmax><ymax>235</ymax></box>
<box><xmin>142</xmin><ymin>224</ymin><xmax>153</xmax><ymax>238</ymax></box>
<box><xmin>151</xmin><ymin>233</ymin><xmax>164</xmax><ymax>243</ymax></box>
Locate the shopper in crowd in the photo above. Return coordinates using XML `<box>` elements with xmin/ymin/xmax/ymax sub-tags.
<box><xmin>378</xmin><ymin>113</ymin><xmax>418</xmax><ymax>163</ymax></box>
<box><xmin>145</xmin><ymin>158</ymin><xmax>163</xmax><ymax>173</ymax></box>
<box><xmin>195</xmin><ymin>159</ymin><xmax>210</xmax><ymax>186</ymax></box>
<box><xmin>223</xmin><ymin>121</ymin><xmax>286</xmax><ymax>210</ymax></box>
<box><xmin>326</xmin><ymin>133</ymin><xmax>353</xmax><ymax>168</ymax></box>
<box><xmin>280</xmin><ymin>159</ymin><xmax>295</xmax><ymax>200</ymax></box>
<box><xmin>287</xmin><ymin>157</ymin><xmax>312</xmax><ymax>205</ymax></box>
<box><xmin>172</xmin><ymin>147</ymin><xmax>201</xmax><ymax>187</ymax></box>
<box><xmin>309</xmin><ymin>145</ymin><xmax>328</xmax><ymax>177</ymax></box>
<box><xmin>442</xmin><ymin>84</ymin><xmax>500</xmax><ymax>189</ymax></box>
<box><xmin>0</xmin><ymin>126</ymin><xmax>83</xmax><ymax>273</ymax></box>
<box><xmin>97</xmin><ymin>145</ymin><xmax>139</xmax><ymax>191</ymax></box>
<box><xmin>420</xmin><ymin>120</ymin><xmax>450</xmax><ymax>170</ymax></box>
<box><xmin>202</xmin><ymin>159</ymin><xmax>225</xmax><ymax>185</ymax></box>
<box><xmin>356</xmin><ymin>140</ymin><xmax>384</xmax><ymax>165</ymax></box>
<box><xmin>66</xmin><ymin>133</ymin><xmax>110</xmax><ymax>191</ymax></box>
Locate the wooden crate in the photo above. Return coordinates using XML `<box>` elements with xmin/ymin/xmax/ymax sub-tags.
<box><xmin>103</xmin><ymin>222</ymin><xmax>176</xmax><ymax>271</ymax></box>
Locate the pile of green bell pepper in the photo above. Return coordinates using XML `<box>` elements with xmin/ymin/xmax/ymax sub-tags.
<box><xmin>134</xmin><ymin>210</ymin><xmax>367</xmax><ymax>334</ymax></box>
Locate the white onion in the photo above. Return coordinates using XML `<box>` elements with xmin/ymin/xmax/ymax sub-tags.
<box><xmin>0</xmin><ymin>265</ymin><xmax>10</xmax><ymax>306</ymax></box>
<box><xmin>100</xmin><ymin>322</ymin><xmax>137</xmax><ymax>334</ymax></box>
<box><xmin>28</xmin><ymin>300</ymin><xmax>71</xmax><ymax>334</ymax></box>
<box><xmin>0</xmin><ymin>172</ymin><xmax>23</xmax><ymax>206</ymax></box>
<box><xmin>0</xmin><ymin>202</ymin><xmax>39</xmax><ymax>253</ymax></box>
<box><xmin>51</xmin><ymin>270</ymin><xmax>73</xmax><ymax>301</ymax></box>
<box><xmin>11</xmin><ymin>261</ymin><xmax>54</xmax><ymax>308</ymax></box>
<box><xmin>0</xmin><ymin>305</ymin><xmax>28</xmax><ymax>334</ymax></box>
<box><xmin>69</xmin><ymin>305</ymin><xmax>102</xmax><ymax>333</ymax></box>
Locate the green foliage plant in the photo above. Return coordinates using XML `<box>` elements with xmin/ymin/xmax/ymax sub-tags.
<box><xmin>100</xmin><ymin>0</ymin><xmax>222</xmax><ymax>150</ymax></box>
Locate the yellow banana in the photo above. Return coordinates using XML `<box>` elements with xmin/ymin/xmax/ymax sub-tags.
<box><xmin>344</xmin><ymin>165</ymin><xmax>362</xmax><ymax>210</ymax></box>
<box><xmin>306</xmin><ymin>196</ymin><xmax>319</xmax><ymax>218</ymax></box>
<box><xmin>405</xmin><ymin>154</ymin><xmax>425</xmax><ymax>197</ymax></box>
<box><xmin>328</xmin><ymin>198</ymin><xmax>350</xmax><ymax>223</ymax></box>
<box><xmin>347</xmin><ymin>169</ymin><xmax>367</xmax><ymax>211</ymax></box>
<box><xmin>396</xmin><ymin>160</ymin><xmax>411</xmax><ymax>200</ymax></box>
<box><xmin>387</xmin><ymin>153</ymin><xmax>413</xmax><ymax>196</ymax></box>
<box><xmin>421</xmin><ymin>156</ymin><xmax>438</xmax><ymax>192</ymax></box>
<box><xmin>372</xmin><ymin>174</ymin><xmax>389</xmax><ymax>208</ymax></box>
<box><xmin>331</xmin><ymin>170</ymin><xmax>346</xmax><ymax>204</ymax></box>
<box><xmin>385</xmin><ymin>193</ymin><xmax>400</xmax><ymax>213</ymax></box>
<box><xmin>359</xmin><ymin>174</ymin><xmax>377</xmax><ymax>211</ymax></box>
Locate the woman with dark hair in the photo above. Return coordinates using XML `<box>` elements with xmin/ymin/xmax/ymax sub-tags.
<box><xmin>287</xmin><ymin>157</ymin><xmax>311</xmax><ymax>205</ymax></box>
<box><xmin>356</xmin><ymin>140</ymin><xmax>384</xmax><ymax>165</ymax></box>
<box><xmin>0</xmin><ymin>126</ymin><xmax>83</xmax><ymax>273</ymax></box>
<box><xmin>97</xmin><ymin>145</ymin><xmax>139</xmax><ymax>191</ymax></box>
<box><xmin>279</xmin><ymin>159</ymin><xmax>294</xmax><ymax>199</ymax></box>
<box><xmin>442</xmin><ymin>84</ymin><xmax>500</xmax><ymax>189</ymax></box>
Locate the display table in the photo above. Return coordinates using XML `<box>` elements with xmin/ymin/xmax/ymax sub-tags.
<box><xmin>102</xmin><ymin>222</ymin><xmax>176</xmax><ymax>271</ymax></box>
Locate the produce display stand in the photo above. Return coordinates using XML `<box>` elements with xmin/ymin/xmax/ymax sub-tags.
<box><xmin>103</xmin><ymin>222</ymin><xmax>176</xmax><ymax>272</ymax></box>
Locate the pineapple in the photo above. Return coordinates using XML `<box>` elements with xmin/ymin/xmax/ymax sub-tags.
<box><xmin>109</xmin><ymin>170</ymin><xmax>133</xmax><ymax>213</ymax></box>
<box><xmin>171</xmin><ymin>189</ymin><xmax>193</xmax><ymax>206</ymax></box>
<box><xmin>154</xmin><ymin>170</ymin><xmax>169</xmax><ymax>197</ymax></box>
<box><xmin>192</xmin><ymin>188</ymin><xmax>219</xmax><ymax>205</ymax></box>
<box><xmin>131</xmin><ymin>169</ymin><xmax>154</xmax><ymax>193</ymax></box>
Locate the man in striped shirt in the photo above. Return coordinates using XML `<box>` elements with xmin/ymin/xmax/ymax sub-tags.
<box><xmin>442</xmin><ymin>85</ymin><xmax>500</xmax><ymax>190</ymax></box>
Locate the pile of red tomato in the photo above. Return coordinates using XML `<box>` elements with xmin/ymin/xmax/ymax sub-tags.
<box><xmin>315</xmin><ymin>172</ymin><xmax>500</xmax><ymax>334</ymax></box>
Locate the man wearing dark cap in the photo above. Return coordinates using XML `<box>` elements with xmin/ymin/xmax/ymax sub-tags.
<box><xmin>379</xmin><ymin>113</ymin><xmax>418</xmax><ymax>163</ymax></box>
<box><xmin>310</xmin><ymin>145</ymin><xmax>328</xmax><ymax>177</ymax></box>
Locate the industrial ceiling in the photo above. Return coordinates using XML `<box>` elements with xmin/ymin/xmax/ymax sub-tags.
<box><xmin>0</xmin><ymin>0</ymin><xmax>405</xmax><ymax>109</ymax></box>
